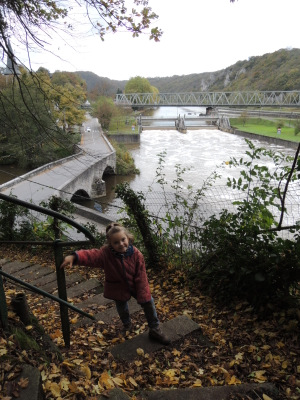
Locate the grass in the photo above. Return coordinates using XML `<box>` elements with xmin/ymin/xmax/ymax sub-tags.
<box><xmin>230</xmin><ymin>117</ymin><xmax>300</xmax><ymax>142</ymax></box>
<box><xmin>108</xmin><ymin>116</ymin><xmax>138</xmax><ymax>134</ymax></box>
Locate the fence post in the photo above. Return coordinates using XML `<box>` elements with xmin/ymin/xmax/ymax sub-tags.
<box><xmin>53</xmin><ymin>240</ymin><xmax>70</xmax><ymax>347</ymax></box>
<box><xmin>0</xmin><ymin>273</ymin><xmax>8</xmax><ymax>329</ymax></box>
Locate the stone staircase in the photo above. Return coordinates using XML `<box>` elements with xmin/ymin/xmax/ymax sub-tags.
<box><xmin>0</xmin><ymin>258</ymin><xmax>280</xmax><ymax>400</ymax></box>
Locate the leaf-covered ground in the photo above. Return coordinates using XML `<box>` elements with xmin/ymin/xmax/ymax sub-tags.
<box><xmin>0</xmin><ymin>246</ymin><xmax>299</xmax><ymax>400</ymax></box>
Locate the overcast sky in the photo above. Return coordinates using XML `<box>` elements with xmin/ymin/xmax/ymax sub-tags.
<box><xmin>11</xmin><ymin>0</ymin><xmax>300</xmax><ymax>81</ymax></box>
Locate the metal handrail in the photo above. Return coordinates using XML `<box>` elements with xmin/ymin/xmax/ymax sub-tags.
<box><xmin>0</xmin><ymin>192</ymin><xmax>98</xmax><ymax>347</ymax></box>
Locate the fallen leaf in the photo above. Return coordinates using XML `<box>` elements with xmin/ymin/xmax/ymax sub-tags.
<box><xmin>81</xmin><ymin>365</ymin><xmax>92</xmax><ymax>379</ymax></box>
<box><xmin>263</xmin><ymin>394</ymin><xmax>273</xmax><ymax>400</ymax></box>
<box><xmin>50</xmin><ymin>382</ymin><xmax>61</xmax><ymax>397</ymax></box>
<box><xmin>18</xmin><ymin>377</ymin><xmax>29</xmax><ymax>388</ymax></box>
<box><xmin>128</xmin><ymin>376</ymin><xmax>138</xmax><ymax>387</ymax></box>
<box><xmin>136</xmin><ymin>348</ymin><xmax>144</xmax><ymax>356</ymax></box>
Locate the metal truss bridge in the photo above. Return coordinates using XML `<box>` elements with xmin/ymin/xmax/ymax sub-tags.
<box><xmin>115</xmin><ymin>91</ymin><xmax>300</xmax><ymax>108</ymax></box>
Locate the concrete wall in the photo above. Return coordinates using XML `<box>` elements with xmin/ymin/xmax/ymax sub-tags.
<box><xmin>106</xmin><ymin>133</ymin><xmax>140</xmax><ymax>143</ymax></box>
<box><xmin>233</xmin><ymin>129</ymin><xmax>299</xmax><ymax>150</ymax></box>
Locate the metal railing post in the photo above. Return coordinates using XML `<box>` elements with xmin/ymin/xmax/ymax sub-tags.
<box><xmin>0</xmin><ymin>273</ymin><xmax>8</xmax><ymax>329</ymax></box>
<box><xmin>53</xmin><ymin>240</ymin><xmax>70</xmax><ymax>347</ymax></box>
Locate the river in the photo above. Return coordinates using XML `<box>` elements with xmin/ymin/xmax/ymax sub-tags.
<box><xmin>91</xmin><ymin>107</ymin><xmax>297</xmax><ymax>221</ymax></box>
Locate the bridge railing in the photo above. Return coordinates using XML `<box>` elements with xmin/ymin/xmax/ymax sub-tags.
<box><xmin>115</xmin><ymin>91</ymin><xmax>300</xmax><ymax>107</ymax></box>
<box><xmin>0</xmin><ymin>192</ymin><xmax>97</xmax><ymax>347</ymax></box>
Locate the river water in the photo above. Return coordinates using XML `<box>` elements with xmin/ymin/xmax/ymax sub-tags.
<box><xmin>93</xmin><ymin>107</ymin><xmax>298</xmax><ymax>221</ymax></box>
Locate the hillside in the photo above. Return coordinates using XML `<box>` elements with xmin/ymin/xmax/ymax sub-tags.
<box><xmin>76</xmin><ymin>48</ymin><xmax>300</xmax><ymax>95</ymax></box>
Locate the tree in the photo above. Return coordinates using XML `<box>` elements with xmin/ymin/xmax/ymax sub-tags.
<box><xmin>92</xmin><ymin>96</ymin><xmax>118</xmax><ymax>130</ymax></box>
<box><xmin>49</xmin><ymin>71</ymin><xmax>86</xmax><ymax>131</ymax></box>
<box><xmin>0</xmin><ymin>69</ymin><xmax>81</xmax><ymax>167</ymax></box>
<box><xmin>125</xmin><ymin>76</ymin><xmax>154</xmax><ymax>94</ymax></box>
<box><xmin>0</xmin><ymin>1</ymin><xmax>161</xmax><ymax>165</ymax></box>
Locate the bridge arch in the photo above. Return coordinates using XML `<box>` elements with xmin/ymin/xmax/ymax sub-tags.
<box><xmin>71</xmin><ymin>189</ymin><xmax>90</xmax><ymax>202</ymax></box>
<box><xmin>59</xmin><ymin>152</ymin><xmax>116</xmax><ymax>202</ymax></box>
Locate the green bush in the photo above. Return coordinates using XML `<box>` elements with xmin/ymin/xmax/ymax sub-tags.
<box><xmin>189</xmin><ymin>140</ymin><xmax>300</xmax><ymax>304</ymax></box>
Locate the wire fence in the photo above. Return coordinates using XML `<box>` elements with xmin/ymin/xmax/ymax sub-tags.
<box><xmin>103</xmin><ymin>181</ymin><xmax>300</xmax><ymax>241</ymax></box>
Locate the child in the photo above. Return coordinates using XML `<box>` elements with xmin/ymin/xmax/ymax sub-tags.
<box><xmin>60</xmin><ymin>222</ymin><xmax>170</xmax><ymax>345</ymax></box>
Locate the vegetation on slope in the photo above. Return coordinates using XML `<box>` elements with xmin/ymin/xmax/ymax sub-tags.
<box><xmin>77</xmin><ymin>48</ymin><xmax>300</xmax><ymax>94</ymax></box>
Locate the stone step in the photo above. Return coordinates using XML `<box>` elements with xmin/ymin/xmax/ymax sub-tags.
<box><xmin>109</xmin><ymin>315</ymin><xmax>211</xmax><ymax>362</ymax></box>
<box><xmin>65</xmin><ymin>278</ymin><xmax>102</xmax><ymax>299</ymax></box>
<box><xmin>2</xmin><ymin>260</ymin><xmax>32</xmax><ymax>274</ymax></box>
<box><xmin>32</xmin><ymin>272</ymin><xmax>84</xmax><ymax>292</ymax></box>
<box><xmin>12</xmin><ymin>263</ymin><xmax>53</xmax><ymax>279</ymax></box>
<box><xmin>75</xmin><ymin>292</ymin><xmax>110</xmax><ymax>309</ymax></box>
<box><xmin>97</xmin><ymin>383</ymin><xmax>280</xmax><ymax>400</ymax></box>
<box><xmin>75</xmin><ymin>297</ymin><xmax>140</xmax><ymax>327</ymax></box>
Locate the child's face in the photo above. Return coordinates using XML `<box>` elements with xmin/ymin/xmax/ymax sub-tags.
<box><xmin>109</xmin><ymin>231</ymin><xmax>129</xmax><ymax>253</ymax></box>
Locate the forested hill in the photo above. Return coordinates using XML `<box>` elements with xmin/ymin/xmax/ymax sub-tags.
<box><xmin>76</xmin><ymin>48</ymin><xmax>300</xmax><ymax>95</ymax></box>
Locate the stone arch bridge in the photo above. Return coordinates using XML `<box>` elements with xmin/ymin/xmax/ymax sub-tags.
<box><xmin>0</xmin><ymin>118</ymin><xmax>116</xmax><ymax>207</ymax></box>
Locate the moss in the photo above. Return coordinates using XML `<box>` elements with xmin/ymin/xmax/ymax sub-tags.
<box><xmin>13</xmin><ymin>327</ymin><xmax>40</xmax><ymax>351</ymax></box>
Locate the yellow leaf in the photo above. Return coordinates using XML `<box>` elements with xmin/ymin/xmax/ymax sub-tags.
<box><xmin>134</xmin><ymin>360</ymin><xmax>142</xmax><ymax>367</ymax></box>
<box><xmin>81</xmin><ymin>365</ymin><xmax>91</xmax><ymax>379</ymax></box>
<box><xmin>128</xmin><ymin>376</ymin><xmax>138</xmax><ymax>387</ymax></box>
<box><xmin>112</xmin><ymin>377</ymin><xmax>124</xmax><ymax>386</ymax></box>
<box><xmin>261</xmin><ymin>345</ymin><xmax>271</xmax><ymax>350</ymax></box>
<box><xmin>164</xmin><ymin>369</ymin><xmax>177</xmax><ymax>378</ymax></box>
<box><xmin>136</xmin><ymin>348</ymin><xmax>144</xmax><ymax>356</ymax></box>
<box><xmin>0</xmin><ymin>348</ymin><xmax>7</xmax><ymax>355</ymax></box>
<box><xmin>50</xmin><ymin>382</ymin><xmax>61</xmax><ymax>397</ymax></box>
<box><xmin>263</xmin><ymin>394</ymin><xmax>273</xmax><ymax>400</ymax></box>
<box><xmin>72</xmin><ymin>359</ymin><xmax>83</xmax><ymax>365</ymax></box>
<box><xmin>98</xmin><ymin>371</ymin><xmax>114</xmax><ymax>389</ymax></box>
<box><xmin>61</xmin><ymin>360</ymin><xmax>74</xmax><ymax>368</ymax></box>
<box><xmin>228</xmin><ymin>375</ymin><xmax>242</xmax><ymax>385</ymax></box>
<box><xmin>25</xmin><ymin>325</ymin><xmax>33</xmax><ymax>330</ymax></box>
<box><xmin>235</xmin><ymin>352</ymin><xmax>244</xmax><ymax>361</ymax></box>
<box><xmin>192</xmin><ymin>379</ymin><xmax>202</xmax><ymax>387</ymax></box>
<box><xmin>60</xmin><ymin>378</ymin><xmax>70</xmax><ymax>391</ymax></box>
<box><xmin>111</xmin><ymin>338</ymin><xmax>120</xmax><ymax>344</ymax></box>
<box><xmin>172</xmin><ymin>349</ymin><xmax>181</xmax><ymax>356</ymax></box>
<box><xmin>251</xmin><ymin>370</ymin><xmax>267</xmax><ymax>382</ymax></box>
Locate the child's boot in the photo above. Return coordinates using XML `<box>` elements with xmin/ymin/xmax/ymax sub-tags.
<box><xmin>149</xmin><ymin>326</ymin><xmax>170</xmax><ymax>345</ymax></box>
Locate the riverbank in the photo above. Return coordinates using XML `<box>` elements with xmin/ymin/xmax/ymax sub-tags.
<box><xmin>231</xmin><ymin>129</ymin><xmax>299</xmax><ymax>149</ymax></box>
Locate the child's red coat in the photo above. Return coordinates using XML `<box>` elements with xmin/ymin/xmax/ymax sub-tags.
<box><xmin>75</xmin><ymin>246</ymin><xmax>152</xmax><ymax>303</ymax></box>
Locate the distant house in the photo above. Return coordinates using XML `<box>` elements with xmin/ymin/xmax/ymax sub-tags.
<box><xmin>81</xmin><ymin>100</ymin><xmax>91</xmax><ymax>109</ymax></box>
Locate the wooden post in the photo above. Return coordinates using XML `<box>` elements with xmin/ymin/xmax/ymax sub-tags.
<box><xmin>11</xmin><ymin>293</ymin><xmax>31</xmax><ymax>326</ymax></box>
<box><xmin>0</xmin><ymin>274</ymin><xmax>8</xmax><ymax>329</ymax></box>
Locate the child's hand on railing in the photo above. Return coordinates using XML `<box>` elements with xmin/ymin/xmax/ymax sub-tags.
<box><xmin>61</xmin><ymin>255</ymin><xmax>76</xmax><ymax>269</ymax></box>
